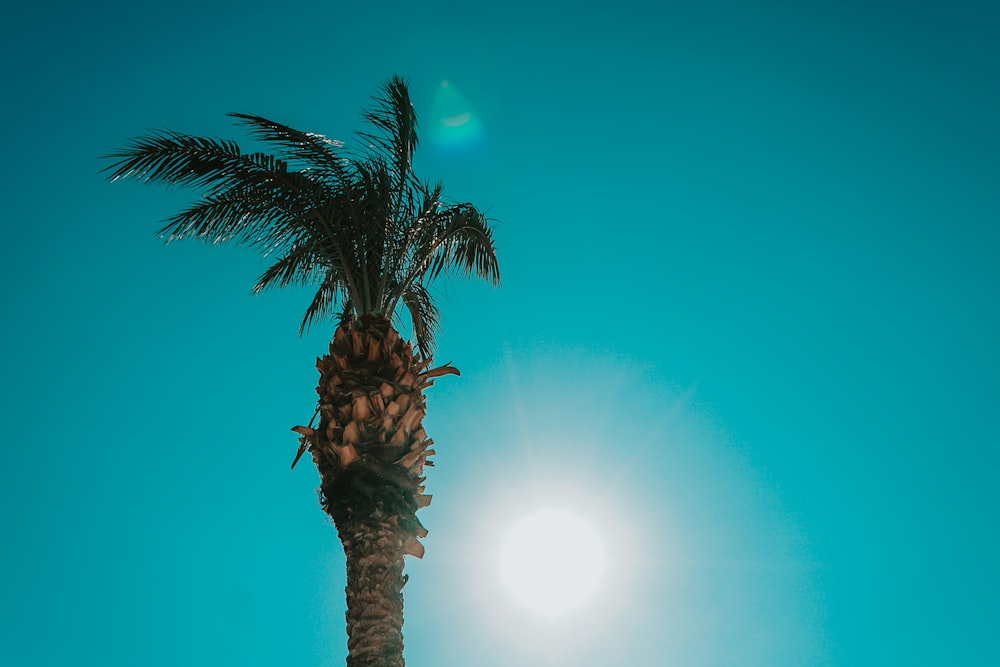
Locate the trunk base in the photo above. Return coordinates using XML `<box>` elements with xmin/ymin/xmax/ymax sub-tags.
<box><xmin>333</xmin><ymin>499</ymin><xmax>406</xmax><ymax>667</ymax></box>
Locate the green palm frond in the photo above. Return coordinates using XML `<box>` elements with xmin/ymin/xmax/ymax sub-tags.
<box><xmin>401</xmin><ymin>282</ymin><xmax>440</xmax><ymax>356</ymax></box>
<box><xmin>104</xmin><ymin>131</ymin><xmax>284</xmax><ymax>193</ymax></box>
<box><xmin>389</xmin><ymin>202</ymin><xmax>499</xmax><ymax>313</ymax></box>
<box><xmin>425</xmin><ymin>204</ymin><xmax>500</xmax><ymax>284</ymax></box>
<box><xmin>357</xmin><ymin>75</ymin><xmax>419</xmax><ymax>191</ymax></box>
<box><xmin>228</xmin><ymin>113</ymin><xmax>350</xmax><ymax>183</ymax></box>
<box><xmin>252</xmin><ymin>239</ymin><xmax>330</xmax><ymax>293</ymax></box>
<box><xmin>300</xmin><ymin>276</ymin><xmax>343</xmax><ymax>335</ymax></box>
<box><xmin>105</xmin><ymin>132</ymin><xmax>335</xmax><ymax>240</ymax></box>
<box><xmin>335</xmin><ymin>298</ymin><xmax>355</xmax><ymax>326</ymax></box>
<box><xmin>157</xmin><ymin>182</ymin><xmax>302</xmax><ymax>248</ymax></box>
<box><xmin>106</xmin><ymin>76</ymin><xmax>499</xmax><ymax>353</ymax></box>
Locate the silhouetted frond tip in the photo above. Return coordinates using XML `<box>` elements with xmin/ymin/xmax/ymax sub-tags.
<box><xmin>401</xmin><ymin>282</ymin><xmax>440</xmax><ymax>357</ymax></box>
<box><xmin>227</xmin><ymin>113</ymin><xmax>349</xmax><ymax>182</ymax></box>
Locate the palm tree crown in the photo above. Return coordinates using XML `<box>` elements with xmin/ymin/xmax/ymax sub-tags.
<box><xmin>104</xmin><ymin>75</ymin><xmax>499</xmax><ymax>354</ymax></box>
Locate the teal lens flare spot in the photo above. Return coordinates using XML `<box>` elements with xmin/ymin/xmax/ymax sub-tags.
<box><xmin>429</xmin><ymin>80</ymin><xmax>483</xmax><ymax>150</ymax></box>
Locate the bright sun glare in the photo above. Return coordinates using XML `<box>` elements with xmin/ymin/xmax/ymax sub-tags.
<box><xmin>498</xmin><ymin>508</ymin><xmax>607</xmax><ymax>617</ymax></box>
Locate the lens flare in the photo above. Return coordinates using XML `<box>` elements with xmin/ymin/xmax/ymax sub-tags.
<box><xmin>429</xmin><ymin>80</ymin><xmax>483</xmax><ymax>150</ymax></box>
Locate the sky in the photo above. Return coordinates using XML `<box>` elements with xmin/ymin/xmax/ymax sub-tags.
<box><xmin>1</xmin><ymin>0</ymin><xmax>998</xmax><ymax>665</ymax></box>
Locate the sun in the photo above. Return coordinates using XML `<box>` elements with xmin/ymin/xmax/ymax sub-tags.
<box><xmin>498</xmin><ymin>508</ymin><xmax>607</xmax><ymax>617</ymax></box>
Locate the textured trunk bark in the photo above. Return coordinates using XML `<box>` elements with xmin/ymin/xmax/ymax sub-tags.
<box><xmin>336</xmin><ymin>505</ymin><xmax>407</xmax><ymax>667</ymax></box>
<box><xmin>297</xmin><ymin>316</ymin><xmax>453</xmax><ymax>667</ymax></box>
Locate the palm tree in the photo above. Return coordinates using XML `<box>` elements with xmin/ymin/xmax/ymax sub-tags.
<box><xmin>104</xmin><ymin>76</ymin><xmax>500</xmax><ymax>667</ymax></box>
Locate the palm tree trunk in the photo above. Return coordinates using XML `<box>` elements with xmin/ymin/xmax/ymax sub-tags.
<box><xmin>296</xmin><ymin>315</ymin><xmax>447</xmax><ymax>667</ymax></box>
<box><xmin>336</xmin><ymin>504</ymin><xmax>407</xmax><ymax>667</ymax></box>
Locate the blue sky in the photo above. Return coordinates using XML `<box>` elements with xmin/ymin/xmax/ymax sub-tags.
<box><xmin>1</xmin><ymin>1</ymin><xmax>998</xmax><ymax>665</ymax></box>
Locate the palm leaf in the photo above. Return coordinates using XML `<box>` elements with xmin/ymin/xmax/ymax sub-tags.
<box><xmin>392</xmin><ymin>203</ymin><xmax>498</xmax><ymax>308</ymax></box>
<box><xmin>228</xmin><ymin>113</ymin><xmax>350</xmax><ymax>184</ymax></box>
<box><xmin>357</xmin><ymin>75</ymin><xmax>419</xmax><ymax>193</ymax></box>
<box><xmin>253</xmin><ymin>239</ymin><xmax>331</xmax><ymax>293</ymax></box>
<box><xmin>105</xmin><ymin>77</ymin><xmax>500</xmax><ymax>350</ymax></box>
<box><xmin>300</xmin><ymin>277</ymin><xmax>343</xmax><ymax>335</ymax></box>
<box><xmin>104</xmin><ymin>131</ymin><xmax>263</xmax><ymax>190</ymax></box>
<box><xmin>157</xmin><ymin>182</ymin><xmax>305</xmax><ymax>249</ymax></box>
<box><xmin>400</xmin><ymin>281</ymin><xmax>440</xmax><ymax>357</ymax></box>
